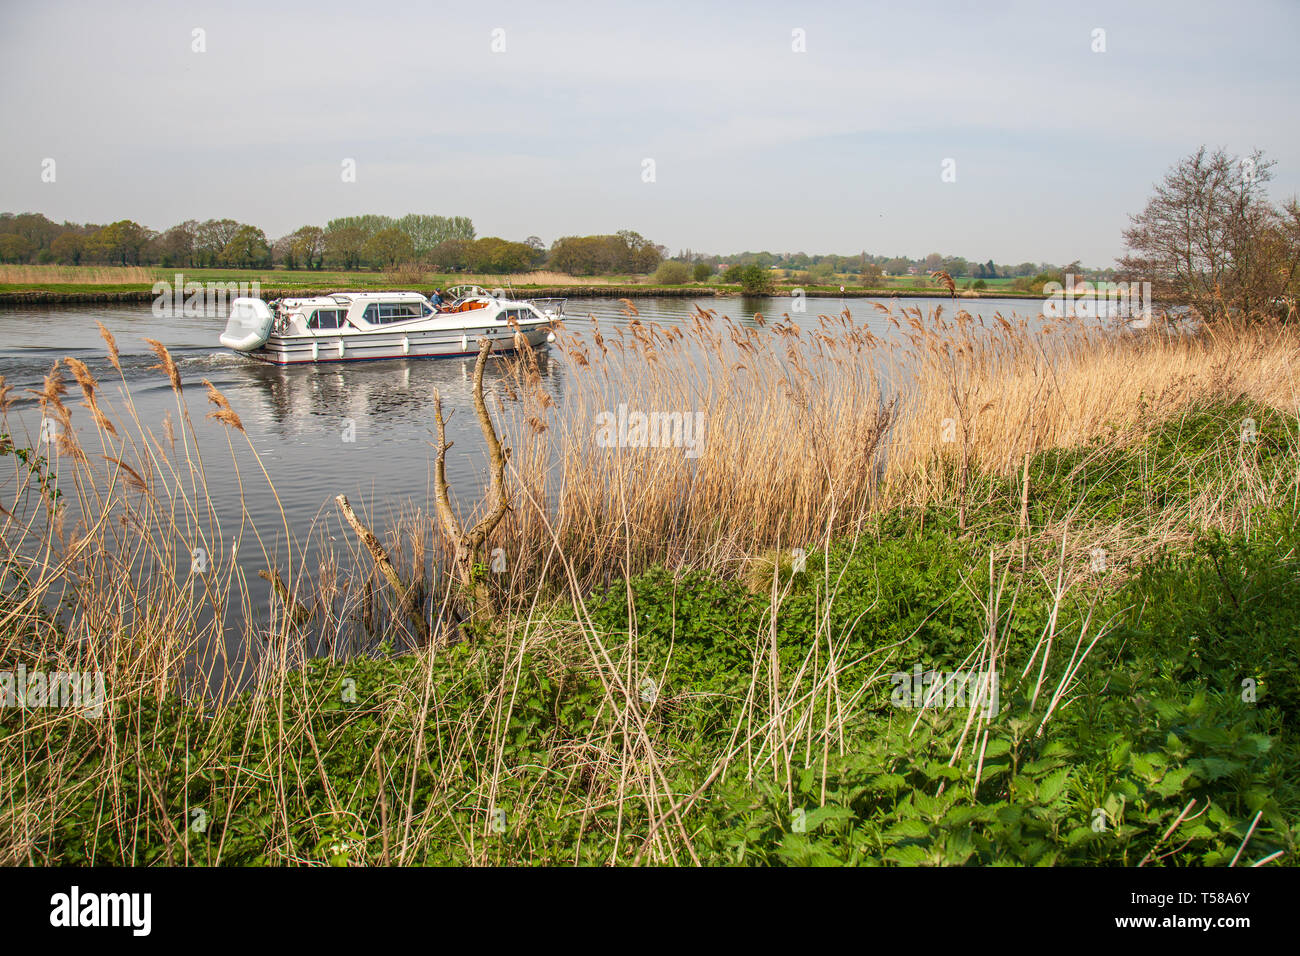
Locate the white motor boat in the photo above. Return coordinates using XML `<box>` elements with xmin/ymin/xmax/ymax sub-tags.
<box><xmin>219</xmin><ymin>285</ymin><xmax>562</xmax><ymax>365</ymax></box>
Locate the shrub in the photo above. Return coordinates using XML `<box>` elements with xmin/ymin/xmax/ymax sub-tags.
<box><xmin>737</xmin><ymin>263</ymin><xmax>774</xmax><ymax>295</ymax></box>
<box><xmin>652</xmin><ymin>260</ymin><xmax>692</xmax><ymax>285</ymax></box>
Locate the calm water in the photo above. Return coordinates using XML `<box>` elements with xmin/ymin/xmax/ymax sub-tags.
<box><xmin>0</xmin><ymin>294</ymin><xmax>1046</xmax><ymax>680</ymax></box>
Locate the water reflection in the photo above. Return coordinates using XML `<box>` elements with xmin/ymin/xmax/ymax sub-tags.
<box><xmin>228</xmin><ymin>347</ymin><xmax>564</xmax><ymax>445</ymax></box>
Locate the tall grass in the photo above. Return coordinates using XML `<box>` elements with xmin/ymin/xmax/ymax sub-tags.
<box><xmin>2</xmin><ymin>306</ymin><xmax>1297</xmax><ymax>864</ymax></box>
<box><xmin>486</xmin><ymin>307</ymin><xmax>1299</xmax><ymax>596</ymax></box>
<box><xmin>0</xmin><ymin>264</ymin><xmax>157</xmax><ymax>285</ymax></box>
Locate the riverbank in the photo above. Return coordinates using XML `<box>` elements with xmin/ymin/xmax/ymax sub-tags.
<box><xmin>4</xmin><ymin>306</ymin><xmax>1299</xmax><ymax>864</ymax></box>
<box><xmin>5</xmin><ymin>398</ymin><xmax>1297</xmax><ymax>865</ymax></box>
<box><xmin>0</xmin><ymin>280</ymin><xmax>1043</xmax><ymax>306</ymax></box>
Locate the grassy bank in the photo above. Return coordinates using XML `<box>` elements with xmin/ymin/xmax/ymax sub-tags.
<box><xmin>2</xmin><ymin>309</ymin><xmax>1297</xmax><ymax>865</ymax></box>
<box><xmin>0</xmin><ymin>263</ymin><xmax>1044</xmax><ymax>303</ymax></box>
<box><xmin>5</xmin><ymin>402</ymin><xmax>1299</xmax><ymax>865</ymax></box>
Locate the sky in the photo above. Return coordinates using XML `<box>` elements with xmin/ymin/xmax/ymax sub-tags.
<box><xmin>2</xmin><ymin>0</ymin><xmax>1297</xmax><ymax>267</ymax></box>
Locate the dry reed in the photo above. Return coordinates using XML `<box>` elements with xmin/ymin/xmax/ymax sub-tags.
<box><xmin>2</xmin><ymin>305</ymin><xmax>1297</xmax><ymax>865</ymax></box>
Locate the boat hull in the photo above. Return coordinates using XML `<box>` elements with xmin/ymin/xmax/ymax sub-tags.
<box><xmin>232</xmin><ymin>325</ymin><xmax>551</xmax><ymax>365</ymax></box>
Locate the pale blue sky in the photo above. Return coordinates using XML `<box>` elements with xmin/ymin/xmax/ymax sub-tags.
<box><xmin>2</xmin><ymin>0</ymin><xmax>1296</xmax><ymax>266</ymax></box>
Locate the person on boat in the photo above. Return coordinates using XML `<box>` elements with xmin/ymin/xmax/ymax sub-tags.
<box><xmin>429</xmin><ymin>288</ymin><xmax>444</xmax><ymax>309</ymax></box>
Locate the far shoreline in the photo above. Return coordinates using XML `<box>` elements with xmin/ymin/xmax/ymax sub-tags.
<box><xmin>0</xmin><ymin>284</ymin><xmax>1048</xmax><ymax>307</ymax></box>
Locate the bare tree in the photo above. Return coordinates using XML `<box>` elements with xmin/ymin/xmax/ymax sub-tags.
<box><xmin>1119</xmin><ymin>147</ymin><xmax>1298</xmax><ymax>318</ymax></box>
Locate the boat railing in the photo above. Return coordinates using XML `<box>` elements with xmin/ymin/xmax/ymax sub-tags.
<box><xmin>521</xmin><ymin>296</ymin><xmax>566</xmax><ymax>317</ymax></box>
<box><xmin>445</xmin><ymin>284</ymin><xmax>492</xmax><ymax>305</ymax></box>
<box><xmin>444</xmin><ymin>284</ymin><xmax>565</xmax><ymax>318</ymax></box>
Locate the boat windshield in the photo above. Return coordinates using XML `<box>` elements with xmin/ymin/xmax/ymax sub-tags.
<box><xmin>446</xmin><ymin>284</ymin><xmax>493</xmax><ymax>307</ymax></box>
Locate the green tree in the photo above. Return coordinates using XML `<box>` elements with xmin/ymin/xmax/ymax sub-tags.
<box><xmin>429</xmin><ymin>239</ymin><xmax>470</xmax><ymax>271</ymax></box>
<box><xmin>737</xmin><ymin>264</ymin><xmax>774</xmax><ymax>295</ymax></box>
<box><xmin>396</xmin><ymin>214</ymin><xmax>475</xmax><ymax>257</ymax></box>
<box><xmin>88</xmin><ymin>220</ymin><xmax>152</xmax><ymax>265</ymax></box>
<box><xmin>547</xmin><ymin>232</ymin><xmax>663</xmax><ymax>275</ymax></box>
<box><xmin>0</xmin><ymin>213</ymin><xmax>60</xmax><ymax>253</ymax></box>
<box><xmin>155</xmin><ymin>221</ymin><xmax>198</xmax><ymax>267</ymax></box>
<box><xmin>194</xmin><ymin>219</ymin><xmax>241</xmax><ymax>267</ymax></box>
<box><xmin>324</xmin><ymin>224</ymin><xmax>367</xmax><ymax>269</ymax></box>
<box><xmin>49</xmin><ymin>232</ymin><xmax>85</xmax><ymax>265</ymax></box>
<box><xmin>653</xmin><ymin>260</ymin><xmax>692</xmax><ymax>285</ymax></box>
<box><xmin>288</xmin><ymin>226</ymin><xmax>325</xmax><ymax>270</ymax></box>
<box><xmin>221</xmin><ymin>225</ymin><xmax>271</xmax><ymax>268</ymax></box>
<box><xmin>0</xmin><ymin>234</ymin><xmax>33</xmax><ymax>263</ymax></box>
<box><xmin>524</xmin><ymin>236</ymin><xmax>547</xmax><ymax>266</ymax></box>
<box><xmin>464</xmin><ymin>237</ymin><xmax>534</xmax><ymax>273</ymax></box>
<box><xmin>362</xmin><ymin>228</ymin><xmax>416</xmax><ymax>269</ymax></box>
<box><xmin>328</xmin><ymin>214</ymin><xmax>396</xmax><ymax>239</ymax></box>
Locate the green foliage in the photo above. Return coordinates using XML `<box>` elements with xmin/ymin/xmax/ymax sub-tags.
<box><xmin>652</xmin><ymin>260</ymin><xmax>692</xmax><ymax>285</ymax></box>
<box><xmin>733</xmin><ymin>263</ymin><xmax>774</xmax><ymax>296</ymax></box>
<box><xmin>7</xmin><ymin>401</ymin><xmax>1299</xmax><ymax>865</ymax></box>
<box><xmin>0</xmin><ymin>432</ymin><xmax>60</xmax><ymax>504</ymax></box>
<box><xmin>547</xmin><ymin>231</ymin><xmax>662</xmax><ymax>275</ymax></box>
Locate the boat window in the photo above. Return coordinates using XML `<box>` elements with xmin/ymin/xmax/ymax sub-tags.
<box><xmin>363</xmin><ymin>302</ymin><xmax>425</xmax><ymax>324</ymax></box>
<box><xmin>308</xmin><ymin>308</ymin><xmax>344</xmax><ymax>330</ymax></box>
<box><xmin>496</xmin><ymin>308</ymin><xmax>533</xmax><ymax>323</ymax></box>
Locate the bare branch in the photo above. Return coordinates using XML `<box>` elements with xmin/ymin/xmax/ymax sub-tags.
<box><xmin>335</xmin><ymin>493</ymin><xmax>426</xmax><ymax>640</ymax></box>
<box><xmin>464</xmin><ymin>337</ymin><xmax>511</xmax><ymax>554</ymax></box>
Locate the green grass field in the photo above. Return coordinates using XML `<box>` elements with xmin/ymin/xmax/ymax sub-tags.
<box><xmin>0</xmin><ymin>264</ymin><xmax>1043</xmax><ymax>299</ymax></box>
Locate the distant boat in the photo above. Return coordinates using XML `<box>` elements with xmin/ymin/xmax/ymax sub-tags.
<box><xmin>219</xmin><ymin>285</ymin><xmax>562</xmax><ymax>365</ymax></box>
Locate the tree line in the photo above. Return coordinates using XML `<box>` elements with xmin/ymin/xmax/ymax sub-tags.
<box><xmin>0</xmin><ymin>213</ymin><xmax>477</xmax><ymax>271</ymax></box>
<box><xmin>673</xmin><ymin>249</ymin><xmax>1072</xmax><ymax>282</ymax></box>
<box><xmin>0</xmin><ymin>211</ymin><xmax>676</xmax><ymax>277</ymax></box>
<box><xmin>8</xmin><ymin>147</ymin><xmax>1293</xmax><ymax>312</ymax></box>
<box><xmin>0</xmin><ymin>208</ymin><xmax>1061</xmax><ymax>283</ymax></box>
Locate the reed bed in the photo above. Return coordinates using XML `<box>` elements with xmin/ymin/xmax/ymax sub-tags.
<box><xmin>482</xmin><ymin>306</ymin><xmax>1299</xmax><ymax>596</ymax></box>
<box><xmin>4</xmin><ymin>305</ymin><xmax>1297</xmax><ymax>687</ymax></box>
<box><xmin>890</xmin><ymin>307</ymin><xmax>1299</xmax><ymax>496</ymax></box>
<box><xmin>2</xmin><ymin>306</ymin><xmax>1298</xmax><ymax>865</ymax></box>
<box><xmin>0</xmin><ymin>264</ymin><xmax>158</xmax><ymax>285</ymax></box>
